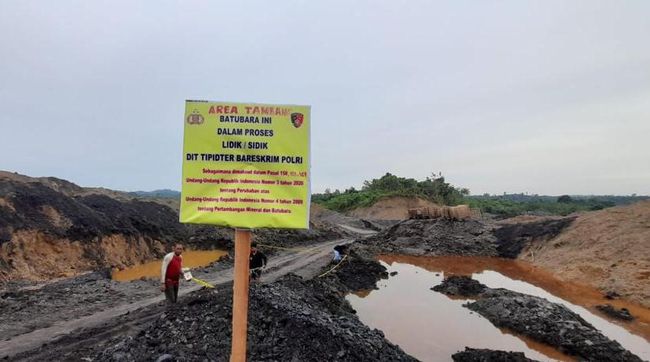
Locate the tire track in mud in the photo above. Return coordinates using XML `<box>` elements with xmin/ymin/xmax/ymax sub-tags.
<box><xmin>1</xmin><ymin>238</ymin><xmax>354</xmax><ymax>359</ymax></box>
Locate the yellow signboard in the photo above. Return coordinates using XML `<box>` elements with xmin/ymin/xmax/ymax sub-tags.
<box><xmin>180</xmin><ymin>100</ymin><xmax>311</xmax><ymax>229</ymax></box>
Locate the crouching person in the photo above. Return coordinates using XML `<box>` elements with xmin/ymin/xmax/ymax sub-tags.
<box><xmin>332</xmin><ymin>244</ymin><xmax>347</xmax><ymax>262</ymax></box>
<box><xmin>249</xmin><ymin>242</ymin><xmax>268</xmax><ymax>282</ymax></box>
<box><xmin>161</xmin><ymin>243</ymin><xmax>184</xmax><ymax>304</ymax></box>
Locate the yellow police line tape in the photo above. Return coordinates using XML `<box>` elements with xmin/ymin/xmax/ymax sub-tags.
<box><xmin>317</xmin><ymin>255</ymin><xmax>348</xmax><ymax>278</ymax></box>
<box><xmin>256</xmin><ymin>243</ymin><xmax>317</xmax><ymax>252</ymax></box>
<box><xmin>191</xmin><ymin>277</ymin><xmax>215</xmax><ymax>288</ymax></box>
<box><xmin>188</xmin><ymin>267</ymin><xmax>264</xmax><ymax>289</ymax></box>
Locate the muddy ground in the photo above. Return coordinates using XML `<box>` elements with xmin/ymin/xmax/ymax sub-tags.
<box><xmin>5</xmin><ymin>239</ymin><xmax>545</xmax><ymax>362</ymax></box>
<box><xmin>0</xmin><ymin>236</ymin><xmax>349</xmax><ymax>352</ymax></box>
<box><xmin>10</xmin><ymin>253</ymin><xmax>417</xmax><ymax>362</ymax></box>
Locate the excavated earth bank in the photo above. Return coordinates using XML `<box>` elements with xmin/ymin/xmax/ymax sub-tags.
<box><xmin>0</xmin><ymin>175</ymin><xmax>344</xmax><ymax>283</ymax></box>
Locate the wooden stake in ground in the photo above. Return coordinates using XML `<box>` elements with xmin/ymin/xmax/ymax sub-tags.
<box><xmin>230</xmin><ymin>229</ymin><xmax>251</xmax><ymax>362</ymax></box>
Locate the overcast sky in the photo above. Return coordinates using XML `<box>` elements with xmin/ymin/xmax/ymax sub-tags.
<box><xmin>1</xmin><ymin>1</ymin><xmax>649</xmax><ymax>195</ymax></box>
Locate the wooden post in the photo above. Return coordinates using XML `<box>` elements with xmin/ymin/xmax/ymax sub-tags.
<box><xmin>230</xmin><ymin>229</ymin><xmax>251</xmax><ymax>362</ymax></box>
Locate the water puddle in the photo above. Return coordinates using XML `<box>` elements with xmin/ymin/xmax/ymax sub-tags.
<box><xmin>111</xmin><ymin>250</ymin><xmax>228</xmax><ymax>281</ymax></box>
<box><xmin>346</xmin><ymin>255</ymin><xmax>650</xmax><ymax>362</ymax></box>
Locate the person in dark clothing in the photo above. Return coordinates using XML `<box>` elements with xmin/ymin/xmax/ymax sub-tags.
<box><xmin>333</xmin><ymin>244</ymin><xmax>347</xmax><ymax>262</ymax></box>
<box><xmin>249</xmin><ymin>242</ymin><xmax>268</xmax><ymax>282</ymax></box>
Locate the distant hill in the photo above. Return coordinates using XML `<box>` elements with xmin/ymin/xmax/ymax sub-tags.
<box><xmin>129</xmin><ymin>189</ymin><xmax>180</xmax><ymax>199</ymax></box>
<box><xmin>313</xmin><ymin>173</ymin><xmax>468</xmax><ymax>212</ymax></box>
<box><xmin>468</xmin><ymin>193</ymin><xmax>648</xmax><ymax>206</ymax></box>
<box><xmin>467</xmin><ymin>193</ymin><xmax>649</xmax><ymax>218</ymax></box>
<box><xmin>312</xmin><ymin>173</ymin><xmax>648</xmax><ymax>218</ymax></box>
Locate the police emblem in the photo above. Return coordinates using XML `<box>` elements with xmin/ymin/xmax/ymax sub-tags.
<box><xmin>186</xmin><ymin>110</ymin><xmax>204</xmax><ymax>125</ymax></box>
<box><xmin>291</xmin><ymin>113</ymin><xmax>304</xmax><ymax>128</ymax></box>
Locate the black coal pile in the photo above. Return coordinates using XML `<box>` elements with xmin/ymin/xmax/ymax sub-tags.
<box><xmin>432</xmin><ymin>278</ymin><xmax>643</xmax><ymax>361</ymax></box>
<box><xmin>319</xmin><ymin>250</ymin><xmax>389</xmax><ymax>292</ymax></box>
<box><xmin>493</xmin><ymin>217</ymin><xmax>575</xmax><ymax>258</ymax></box>
<box><xmin>357</xmin><ymin>219</ymin><xmax>498</xmax><ymax>257</ymax></box>
<box><xmin>0</xmin><ymin>179</ymin><xmax>189</xmax><ymax>245</ymax></box>
<box><xmin>93</xmin><ymin>274</ymin><xmax>417</xmax><ymax>362</ymax></box>
<box><xmin>431</xmin><ymin>275</ymin><xmax>487</xmax><ymax>297</ymax></box>
<box><xmin>596</xmin><ymin>304</ymin><xmax>635</xmax><ymax>321</ymax></box>
<box><xmin>452</xmin><ymin>347</ymin><xmax>539</xmax><ymax>362</ymax></box>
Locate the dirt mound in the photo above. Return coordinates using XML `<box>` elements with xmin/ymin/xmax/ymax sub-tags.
<box><xmin>84</xmin><ymin>275</ymin><xmax>416</xmax><ymax>362</ymax></box>
<box><xmin>320</xmin><ymin>250</ymin><xmax>389</xmax><ymax>291</ymax></box>
<box><xmin>452</xmin><ymin>348</ymin><xmax>539</xmax><ymax>362</ymax></box>
<box><xmin>595</xmin><ymin>304</ymin><xmax>635</xmax><ymax>321</ymax></box>
<box><xmin>358</xmin><ymin>218</ymin><xmax>498</xmax><ymax>257</ymax></box>
<box><xmin>519</xmin><ymin>201</ymin><xmax>650</xmax><ymax>307</ymax></box>
<box><xmin>431</xmin><ymin>275</ymin><xmax>487</xmax><ymax>297</ymax></box>
<box><xmin>348</xmin><ymin>196</ymin><xmax>439</xmax><ymax>220</ymax></box>
<box><xmin>432</xmin><ymin>277</ymin><xmax>643</xmax><ymax>361</ymax></box>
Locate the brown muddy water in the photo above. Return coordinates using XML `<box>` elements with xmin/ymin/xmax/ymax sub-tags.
<box><xmin>111</xmin><ymin>250</ymin><xmax>228</xmax><ymax>281</ymax></box>
<box><xmin>347</xmin><ymin>255</ymin><xmax>650</xmax><ymax>362</ymax></box>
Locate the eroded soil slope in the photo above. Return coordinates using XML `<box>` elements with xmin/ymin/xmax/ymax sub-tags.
<box><xmin>519</xmin><ymin>201</ymin><xmax>650</xmax><ymax>307</ymax></box>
